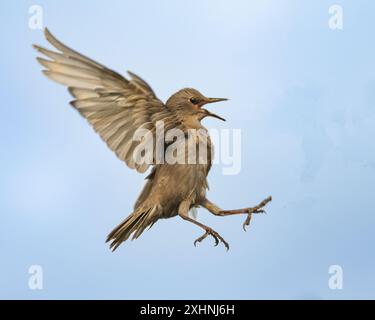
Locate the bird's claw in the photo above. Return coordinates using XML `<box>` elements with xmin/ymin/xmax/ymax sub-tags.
<box><xmin>243</xmin><ymin>208</ymin><xmax>266</xmax><ymax>231</ymax></box>
<box><xmin>194</xmin><ymin>228</ymin><xmax>229</xmax><ymax>251</ymax></box>
<box><xmin>242</xmin><ymin>215</ymin><xmax>251</xmax><ymax>231</ymax></box>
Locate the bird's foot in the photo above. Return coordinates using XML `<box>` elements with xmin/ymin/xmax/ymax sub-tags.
<box><xmin>242</xmin><ymin>196</ymin><xmax>272</xmax><ymax>231</ymax></box>
<box><xmin>194</xmin><ymin>227</ymin><xmax>229</xmax><ymax>251</ymax></box>
<box><xmin>243</xmin><ymin>208</ymin><xmax>266</xmax><ymax>231</ymax></box>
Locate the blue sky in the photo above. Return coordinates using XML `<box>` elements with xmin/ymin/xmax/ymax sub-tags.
<box><xmin>0</xmin><ymin>0</ymin><xmax>374</xmax><ymax>299</ymax></box>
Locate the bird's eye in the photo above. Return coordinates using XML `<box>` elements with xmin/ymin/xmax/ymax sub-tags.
<box><xmin>190</xmin><ymin>98</ymin><xmax>199</xmax><ymax>105</ymax></box>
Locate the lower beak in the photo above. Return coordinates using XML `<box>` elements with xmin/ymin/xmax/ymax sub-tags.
<box><xmin>202</xmin><ymin>97</ymin><xmax>228</xmax><ymax>121</ymax></box>
<box><xmin>202</xmin><ymin>109</ymin><xmax>226</xmax><ymax>121</ymax></box>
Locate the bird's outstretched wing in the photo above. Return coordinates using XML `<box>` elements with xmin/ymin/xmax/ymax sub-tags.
<box><xmin>34</xmin><ymin>28</ymin><xmax>177</xmax><ymax>173</ymax></box>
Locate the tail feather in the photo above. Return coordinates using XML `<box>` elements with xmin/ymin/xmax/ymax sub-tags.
<box><xmin>106</xmin><ymin>205</ymin><xmax>159</xmax><ymax>251</ymax></box>
<box><xmin>133</xmin><ymin>206</ymin><xmax>158</xmax><ymax>239</ymax></box>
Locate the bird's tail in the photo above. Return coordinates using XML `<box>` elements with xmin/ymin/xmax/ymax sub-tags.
<box><xmin>106</xmin><ymin>205</ymin><xmax>160</xmax><ymax>251</ymax></box>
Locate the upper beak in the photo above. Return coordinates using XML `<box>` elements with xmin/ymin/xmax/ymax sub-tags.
<box><xmin>206</xmin><ymin>97</ymin><xmax>228</xmax><ymax>104</ymax></box>
<box><xmin>201</xmin><ymin>97</ymin><xmax>228</xmax><ymax>121</ymax></box>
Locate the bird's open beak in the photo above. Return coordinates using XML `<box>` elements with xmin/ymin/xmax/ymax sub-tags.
<box><xmin>201</xmin><ymin>97</ymin><xmax>228</xmax><ymax>121</ymax></box>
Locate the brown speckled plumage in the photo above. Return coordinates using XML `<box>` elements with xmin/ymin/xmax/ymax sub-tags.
<box><xmin>34</xmin><ymin>28</ymin><xmax>271</xmax><ymax>251</ymax></box>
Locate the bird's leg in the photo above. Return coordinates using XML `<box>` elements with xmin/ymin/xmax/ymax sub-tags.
<box><xmin>178</xmin><ymin>201</ymin><xmax>229</xmax><ymax>250</ymax></box>
<box><xmin>201</xmin><ymin>196</ymin><xmax>272</xmax><ymax>231</ymax></box>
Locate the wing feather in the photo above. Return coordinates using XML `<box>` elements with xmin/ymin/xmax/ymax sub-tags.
<box><xmin>34</xmin><ymin>28</ymin><xmax>179</xmax><ymax>173</ymax></box>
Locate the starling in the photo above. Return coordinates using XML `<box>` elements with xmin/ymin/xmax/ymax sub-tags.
<box><xmin>34</xmin><ymin>28</ymin><xmax>272</xmax><ymax>251</ymax></box>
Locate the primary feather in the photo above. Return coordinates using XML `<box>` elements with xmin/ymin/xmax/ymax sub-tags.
<box><xmin>34</xmin><ymin>28</ymin><xmax>179</xmax><ymax>173</ymax></box>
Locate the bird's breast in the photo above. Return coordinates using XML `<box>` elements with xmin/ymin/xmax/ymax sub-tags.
<box><xmin>184</xmin><ymin>129</ymin><xmax>213</xmax><ymax>166</ymax></box>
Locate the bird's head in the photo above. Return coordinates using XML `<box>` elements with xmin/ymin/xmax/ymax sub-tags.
<box><xmin>166</xmin><ymin>88</ymin><xmax>227</xmax><ymax>122</ymax></box>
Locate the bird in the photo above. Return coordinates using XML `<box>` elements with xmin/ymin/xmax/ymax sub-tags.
<box><xmin>34</xmin><ymin>28</ymin><xmax>272</xmax><ymax>251</ymax></box>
